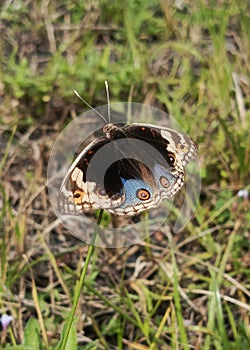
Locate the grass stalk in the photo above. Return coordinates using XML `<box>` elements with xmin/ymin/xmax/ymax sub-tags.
<box><xmin>57</xmin><ymin>209</ymin><xmax>104</xmax><ymax>350</ymax></box>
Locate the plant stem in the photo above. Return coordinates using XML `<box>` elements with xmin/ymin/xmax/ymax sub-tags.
<box><xmin>58</xmin><ymin>209</ymin><xmax>104</xmax><ymax>350</ymax></box>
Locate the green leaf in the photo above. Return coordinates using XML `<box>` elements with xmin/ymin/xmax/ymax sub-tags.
<box><xmin>54</xmin><ymin>320</ymin><xmax>77</xmax><ymax>350</ymax></box>
<box><xmin>23</xmin><ymin>318</ymin><xmax>41</xmax><ymax>349</ymax></box>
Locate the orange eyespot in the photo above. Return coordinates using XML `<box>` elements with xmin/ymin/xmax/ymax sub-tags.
<box><xmin>73</xmin><ymin>189</ymin><xmax>84</xmax><ymax>204</ymax></box>
<box><xmin>136</xmin><ymin>189</ymin><xmax>150</xmax><ymax>201</ymax></box>
<box><xmin>160</xmin><ymin>176</ymin><xmax>170</xmax><ymax>188</ymax></box>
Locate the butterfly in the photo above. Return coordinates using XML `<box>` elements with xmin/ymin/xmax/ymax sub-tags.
<box><xmin>58</xmin><ymin>122</ymin><xmax>198</xmax><ymax>217</ymax></box>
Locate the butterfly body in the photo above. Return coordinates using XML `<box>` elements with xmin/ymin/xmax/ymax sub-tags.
<box><xmin>59</xmin><ymin>123</ymin><xmax>197</xmax><ymax>216</ymax></box>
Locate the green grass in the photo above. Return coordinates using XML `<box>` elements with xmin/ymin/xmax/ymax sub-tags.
<box><xmin>0</xmin><ymin>0</ymin><xmax>249</xmax><ymax>349</ymax></box>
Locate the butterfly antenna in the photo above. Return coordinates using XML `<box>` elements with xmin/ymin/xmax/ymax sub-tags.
<box><xmin>73</xmin><ymin>90</ymin><xmax>108</xmax><ymax>123</ymax></box>
<box><xmin>105</xmin><ymin>80</ymin><xmax>111</xmax><ymax>123</ymax></box>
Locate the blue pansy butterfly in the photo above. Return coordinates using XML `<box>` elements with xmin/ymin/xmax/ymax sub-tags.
<box><xmin>58</xmin><ymin>122</ymin><xmax>198</xmax><ymax>216</ymax></box>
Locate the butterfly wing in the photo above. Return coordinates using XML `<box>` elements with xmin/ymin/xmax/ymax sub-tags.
<box><xmin>122</xmin><ymin>123</ymin><xmax>198</xmax><ymax>169</ymax></box>
<box><xmin>58</xmin><ymin>134</ymin><xmax>126</xmax><ymax>215</ymax></box>
<box><xmin>120</xmin><ymin>123</ymin><xmax>197</xmax><ymax>198</ymax></box>
<box><xmin>58</xmin><ymin>123</ymin><xmax>198</xmax><ymax>216</ymax></box>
